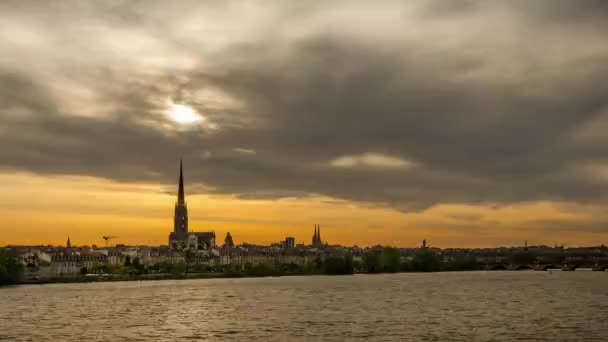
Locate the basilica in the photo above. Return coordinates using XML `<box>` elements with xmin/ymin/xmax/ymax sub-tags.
<box><xmin>168</xmin><ymin>160</ymin><xmax>216</xmax><ymax>250</ymax></box>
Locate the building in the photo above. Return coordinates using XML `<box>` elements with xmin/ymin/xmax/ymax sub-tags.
<box><xmin>277</xmin><ymin>237</ymin><xmax>295</xmax><ymax>249</ymax></box>
<box><xmin>224</xmin><ymin>232</ymin><xmax>234</xmax><ymax>247</ymax></box>
<box><xmin>312</xmin><ymin>224</ymin><xmax>324</xmax><ymax>248</ymax></box>
<box><xmin>284</xmin><ymin>237</ymin><xmax>295</xmax><ymax>249</ymax></box>
<box><xmin>168</xmin><ymin>160</ymin><xmax>216</xmax><ymax>250</ymax></box>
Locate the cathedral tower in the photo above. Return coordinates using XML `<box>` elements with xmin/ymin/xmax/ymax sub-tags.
<box><xmin>174</xmin><ymin>160</ymin><xmax>188</xmax><ymax>235</ymax></box>
<box><xmin>312</xmin><ymin>224</ymin><xmax>323</xmax><ymax>247</ymax></box>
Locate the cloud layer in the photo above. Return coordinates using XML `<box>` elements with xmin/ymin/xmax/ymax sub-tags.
<box><xmin>1</xmin><ymin>0</ymin><xmax>608</xmax><ymax>211</ymax></box>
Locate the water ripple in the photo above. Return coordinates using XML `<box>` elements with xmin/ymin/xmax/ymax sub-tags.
<box><xmin>1</xmin><ymin>272</ymin><xmax>607</xmax><ymax>341</ymax></box>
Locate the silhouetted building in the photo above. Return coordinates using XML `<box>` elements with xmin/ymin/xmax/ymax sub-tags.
<box><xmin>168</xmin><ymin>160</ymin><xmax>215</xmax><ymax>250</ymax></box>
<box><xmin>225</xmin><ymin>232</ymin><xmax>234</xmax><ymax>247</ymax></box>
<box><xmin>189</xmin><ymin>232</ymin><xmax>216</xmax><ymax>250</ymax></box>
<box><xmin>312</xmin><ymin>224</ymin><xmax>324</xmax><ymax>248</ymax></box>
<box><xmin>175</xmin><ymin>160</ymin><xmax>188</xmax><ymax>234</ymax></box>
<box><xmin>66</xmin><ymin>237</ymin><xmax>71</xmax><ymax>249</ymax></box>
<box><xmin>285</xmin><ymin>237</ymin><xmax>295</xmax><ymax>248</ymax></box>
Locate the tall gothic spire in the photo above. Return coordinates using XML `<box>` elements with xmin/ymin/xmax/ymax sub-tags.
<box><xmin>312</xmin><ymin>224</ymin><xmax>323</xmax><ymax>247</ymax></box>
<box><xmin>174</xmin><ymin>159</ymin><xmax>189</xmax><ymax>234</ymax></box>
<box><xmin>178</xmin><ymin>159</ymin><xmax>185</xmax><ymax>204</ymax></box>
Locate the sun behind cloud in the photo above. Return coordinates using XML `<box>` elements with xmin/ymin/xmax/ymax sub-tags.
<box><xmin>167</xmin><ymin>102</ymin><xmax>202</xmax><ymax>124</ymax></box>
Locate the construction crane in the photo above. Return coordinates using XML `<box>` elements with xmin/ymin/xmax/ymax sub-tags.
<box><xmin>102</xmin><ymin>236</ymin><xmax>119</xmax><ymax>247</ymax></box>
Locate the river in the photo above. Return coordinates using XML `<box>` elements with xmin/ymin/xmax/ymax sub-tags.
<box><xmin>1</xmin><ymin>271</ymin><xmax>607</xmax><ymax>341</ymax></box>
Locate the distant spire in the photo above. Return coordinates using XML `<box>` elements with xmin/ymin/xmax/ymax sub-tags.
<box><xmin>225</xmin><ymin>232</ymin><xmax>234</xmax><ymax>247</ymax></box>
<box><xmin>178</xmin><ymin>159</ymin><xmax>185</xmax><ymax>204</ymax></box>
<box><xmin>318</xmin><ymin>225</ymin><xmax>321</xmax><ymax>241</ymax></box>
<box><xmin>66</xmin><ymin>237</ymin><xmax>71</xmax><ymax>248</ymax></box>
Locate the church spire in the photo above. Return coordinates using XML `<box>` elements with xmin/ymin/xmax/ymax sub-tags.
<box><xmin>178</xmin><ymin>159</ymin><xmax>185</xmax><ymax>204</ymax></box>
<box><xmin>66</xmin><ymin>236</ymin><xmax>71</xmax><ymax>248</ymax></box>
<box><xmin>173</xmin><ymin>160</ymin><xmax>189</xmax><ymax>234</ymax></box>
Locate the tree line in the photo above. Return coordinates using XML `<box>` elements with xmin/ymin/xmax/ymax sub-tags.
<box><xmin>2</xmin><ymin>246</ymin><xmax>562</xmax><ymax>286</ymax></box>
<box><xmin>0</xmin><ymin>248</ymin><xmax>23</xmax><ymax>285</ymax></box>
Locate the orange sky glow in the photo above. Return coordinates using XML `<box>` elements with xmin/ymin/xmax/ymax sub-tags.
<box><xmin>2</xmin><ymin>172</ymin><xmax>606</xmax><ymax>248</ymax></box>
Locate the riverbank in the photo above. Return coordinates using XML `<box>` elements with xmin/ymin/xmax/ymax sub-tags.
<box><xmin>15</xmin><ymin>271</ymin><xmax>303</xmax><ymax>285</ymax></box>
<box><xmin>5</xmin><ymin>269</ymin><xmax>481</xmax><ymax>286</ymax></box>
<box><xmin>12</xmin><ymin>268</ymin><xmax>605</xmax><ymax>286</ymax></box>
<box><xmin>12</xmin><ymin>272</ymin><xmax>333</xmax><ymax>287</ymax></box>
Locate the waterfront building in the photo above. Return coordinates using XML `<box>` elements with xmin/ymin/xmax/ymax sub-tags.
<box><xmin>48</xmin><ymin>252</ymin><xmax>108</xmax><ymax>277</ymax></box>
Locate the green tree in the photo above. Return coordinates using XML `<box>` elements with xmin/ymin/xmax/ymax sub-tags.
<box><xmin>286</xmin><ymin>262</ymin><xmax>301</xmax><ymax>273</ymax></box>
<box><xmin>157</xmin><ymin>261</ymin><xmax>185</xmax><ymax>274</ymax></box>
<box><xmin>511</xmin><ymin>251</ymin><xmax>537</xmax><ymax>265</ymax></box>
<box><xmin>380</xmin><ymin>247</ymin><xmax>401</xmax><ymax>273</ymax></box>
<box><xmin>344</xmin><ymin>253</ymin><xmax>354</xmax><ymax>274</ymax></box>
<box><xmin>445</xmin><ymin>255</ymin><xmax>480</xmax><ymax>271</ymax></box>
<box><xmin>124</xmin><ymin>255</ymin><xmax>131</xmax><ymax>267</ymax></box>
<box><xmin>131</xmin><ymin>257</ymin><xmax>145</xmax><ymax>275</ymax></box>
<box><xmin>110</xmin><ymin>264</ymin><xmax>127</xmax><ymax>275</ymax></box>
<box><xmin>148</xmin><ymin>263</ymin><xmax>160</xmax><ymax>274</ymax></box>
<box><xmin>184</xmin><ymin>250</ymin><xmax>196</xmax><ymax>274</ymax></box>
<box><xmin>362</xmin><ymin>250</ymin><xmax>381</xmax><ymax>273</ymax></box>
<box><xmin>304</xmin><ymin>261</ymin><xmax>320</xmax><ymax>274</ymax></box>
<box><xmin>171</xmin><ymin>262</ymin><xmax>186</xmax><ymax>275</ymax></box>
<box><xmin>400</xmin><ymin>259</ymin><xmax>414</xmax><ymax>272</ymax></box>
<box><xmin>92</xmin><ymin>263</ymin><xmax>111</xmax><ymax>274</ymax></box>
<box><xmin>190</xmin><ymin>262</ymin><xmax>211</xmax><ymax>273</ymax></box>
<box><xmin>412</xmin><ymin>249</ymin><xmax>441</xmax><ymax>272</ymax></box>
<box><xmin>245</xmin><ymin>263</ymin><xmax>276</xmax><ymax>277</ymax></box>
<box><xmin>314</xmin><ymin>255</ymin><xmax>323</xmax><ymax>270</ymax></box>
<box><xmin>0</xmin><ymin>249</ymin><xmax>23</xmax><ymax>285</ymax></box>
<box><xmin>323</xmin><ymin>255</ymin><xmax>354</xmax><ymax>275</ymax></box>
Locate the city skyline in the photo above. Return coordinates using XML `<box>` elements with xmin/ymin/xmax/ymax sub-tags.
<box><xmin>2</xmin><ymin>159</ymin><xmax>604</xmax><ymax>248</ymax></box>
<box><xmin>2</xmin><ymin>1</ymin><xmax>608</xmax><ymax>248</ymax></box>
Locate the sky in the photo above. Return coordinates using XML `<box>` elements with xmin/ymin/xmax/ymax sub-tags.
<box><xmin>1</xmin><ymin>1</ymin><xmax>608</xmax><ymax>247</ymax></box>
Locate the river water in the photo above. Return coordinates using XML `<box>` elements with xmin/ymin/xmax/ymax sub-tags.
<box><xmin>1</xmin><ymin>272</ymin><xmax>607</xmax><ymax>341</ymax></box>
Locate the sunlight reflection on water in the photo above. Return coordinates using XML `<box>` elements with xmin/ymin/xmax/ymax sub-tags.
<box><xmin>1</xmin><ymin>272</ymin><xmax>607</xmax><ymax>341</ymax></box>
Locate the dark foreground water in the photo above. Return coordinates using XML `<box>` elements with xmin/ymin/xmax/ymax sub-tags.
<box><xmin>1</xmin><ymin>272</ymin><xmax>607</xmax><ymax>341</ymax></box>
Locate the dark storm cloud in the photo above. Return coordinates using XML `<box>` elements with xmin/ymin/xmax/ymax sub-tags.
<box><xmin>1</xmin><ymin>0</ymin><xmax>608</xmax><ymax>210</ymax></box>
<box><xmin>421</xmin><ymin>0</ymin><xmax>608</xmax><ymax>21</ymax></box>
